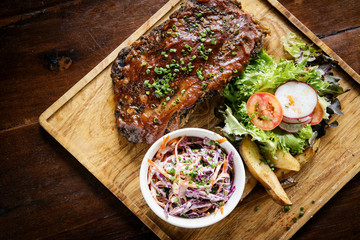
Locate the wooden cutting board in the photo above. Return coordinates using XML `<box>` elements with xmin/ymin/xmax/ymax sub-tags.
<box><xmin>39</xmin><ymin>0</ymin><xmax>360</xmax><ymax>239</ymax></box>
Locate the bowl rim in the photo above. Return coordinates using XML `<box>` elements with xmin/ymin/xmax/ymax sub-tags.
<box><xmin>139</xmin><ymin>128</ymin><xmax>246</xmax><ymax>229</ymax></box>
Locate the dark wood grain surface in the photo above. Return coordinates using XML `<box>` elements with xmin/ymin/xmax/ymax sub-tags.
<box><xmin>0</xmin><ymin>0</ymin><xmax>359</xmax><ymax>239</ymax></box>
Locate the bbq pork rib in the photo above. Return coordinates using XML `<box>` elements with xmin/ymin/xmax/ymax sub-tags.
<box><xmin>111</xmin><ymin>0</ymin><xmax>267</xmax><ymax>144</ymax></box>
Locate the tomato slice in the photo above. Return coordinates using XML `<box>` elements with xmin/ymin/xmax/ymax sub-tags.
<box><xmin>246</xmin><ymin>92</ymin><xmax>283</xmax><ymax>130</ymax></box>
<box><xmin>309</xmin><ymin>102</ymin><xmax>324</xmax><ymax>125</ymax></box>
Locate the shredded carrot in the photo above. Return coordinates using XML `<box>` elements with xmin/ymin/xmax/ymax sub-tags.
<box><xmin>158</xmin><ymin>135</ymin><xmax>169</xmax><ymax>154</ymax></box>
<box><xmin>205</xmin><ymin>212</ymin><xmax>210</xmax><ymax>217</ymax></box>
<box><xmin>222</xmin><ymin>155</ymin><xmax>227</xmax><ymax>172</ymax></box>
<box><xmin>214</xmin><ymin>207</ymin><xmax>219</xmax><ymax>217</ymax></box>
<box><xmin>148</xmin><ymin>158</ymin><xmax>172</xmax><ymax>180</ymax></box>
<box><xmin>220</xmin><ymin>206</ymin><xmax>224</xmax><ymax>215</ymax></box>
<box><xmin>179</xmin><ymin>180</ymin><xmax>197</xmax><ymax>189</ymax></box>
<box><xmin>167</xmin><ymin>137</ymin><xmax>180</xmax><ymax>146</ymax></box>
<box><xmin>216</xmin><ymin>137</ymin><xmax>228</xmax><ymax>143</ymax></box>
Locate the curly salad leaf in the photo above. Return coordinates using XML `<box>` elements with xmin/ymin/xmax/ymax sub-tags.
<box><xmin>221</xmin><ymin>33</ymin><xmax>345</xmax><ymax>155</ymax></box>
<box><xmin>282</xmin><ymin>32</ymin><xmax>320</xmax><ymax>65</ymax></box>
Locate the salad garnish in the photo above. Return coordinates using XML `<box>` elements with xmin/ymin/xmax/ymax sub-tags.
<box><xmin>220</xmin><ymin>32</ymin><xmax>345</xmax><ymax>156</ymax></box>
<box><xmin>147</xmin><ymin>135</ymin><xmax>235</xmax><ymax>218</ymax></box>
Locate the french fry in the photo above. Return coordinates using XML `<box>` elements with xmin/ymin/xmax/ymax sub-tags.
<box><xmin>240</xmin><ymin>136</ymin><xmax>292</xmax><ymax>206</ymax></box>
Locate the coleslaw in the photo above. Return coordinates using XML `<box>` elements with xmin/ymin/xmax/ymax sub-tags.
<box><xmin>147</xmin><ymin>135</ymin><xmax>235</xmax><ymax>218</ymax></box>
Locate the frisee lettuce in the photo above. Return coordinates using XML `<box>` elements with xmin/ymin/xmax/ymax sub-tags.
<box><xmin>282</xmin><ymin>32</ymin><xmax>320</xmax><ymax>65</ymax></box>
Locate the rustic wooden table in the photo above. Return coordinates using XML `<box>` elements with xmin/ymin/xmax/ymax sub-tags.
<box><xmin>0</xmin><ymin>0</ymin><xmax>359</xmax><ymax>239</ymax></box>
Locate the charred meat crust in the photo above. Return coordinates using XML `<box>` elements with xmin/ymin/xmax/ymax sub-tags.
<box><xmin>112</xmin><ymin>0</ymin><xmax>267</xmax><ymax>144</ymax></box>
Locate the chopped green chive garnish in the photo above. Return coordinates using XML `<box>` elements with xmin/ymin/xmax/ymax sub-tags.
<box><xmin>197</xmin><ymin>69</ymin><xmax>204</xmax><ymax>81</ymax></box>
<box><xmin>255</xmin><ymin>206</ymin><xmax>259</xmax><ymax>211</ymax></box>
<box><xmin>184</xmin><ymin>44</ymin><xmax>192</xmax><ymax>52</ymax></box>
<box><xmin>284</xmin><ymin>206</ymin><xmax>291</xmax><ymax>212</ymax></box>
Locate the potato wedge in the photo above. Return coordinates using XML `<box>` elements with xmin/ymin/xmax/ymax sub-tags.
<box><xmin>274</xmin><ymin>139</ymin><xmax>321</xmax><ymax>181</ymax></box>
<box><xmin>240</xmin><ymin>136</ymin><xmax>292</xmax><ymax>206</ymax></box>
<box><xmin>295</xmin><ymin>139</ymin><xmax>320</xmax><ymax>166</ymax></box>
<box><xmin>265</xmin><ymin>149</ymin><xmax>300</xmax><ymax>171</ymax></box>
<box><xmin>241</xmin><ymin>168</ymin><xmax>258</xmax><ymax>201</ymax></box>
<box><xmin>274</xmin><ymin>168</ymin><xmax>293</xmax><ymax>181</ymax></box>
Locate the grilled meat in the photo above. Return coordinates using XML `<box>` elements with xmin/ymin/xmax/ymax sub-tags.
<box><xmin>111</xmin><ymin>0</ymin><xmax>267</xmax><ymax>144</ymax></box>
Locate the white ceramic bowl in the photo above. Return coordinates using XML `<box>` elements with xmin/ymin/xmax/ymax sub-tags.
<box><xmin>139</xmin><ymin>128</ymin><xmax>246</xmax><ymax>228</ymax></box>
